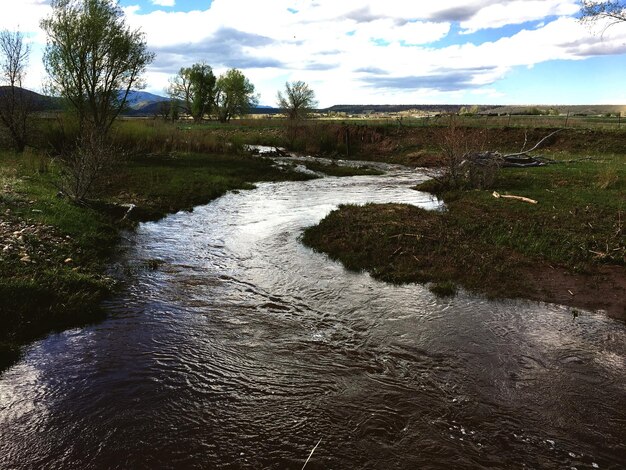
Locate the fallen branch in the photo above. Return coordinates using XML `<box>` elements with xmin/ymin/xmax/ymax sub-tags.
<box><xmin>503</xmin><ymin>129</ymin><xmax>563</xmax><ymax>159</ymax></box>
<box><xmin>492</xmin><ymin>191</ymin><xmax>538</xmax><ymax>204</ymax></box>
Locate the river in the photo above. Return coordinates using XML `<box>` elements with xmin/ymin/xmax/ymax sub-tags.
<box><xmin>1</xmin><ymin>168</ymin><xmax>625</xmax><ymax>469</ymax></box>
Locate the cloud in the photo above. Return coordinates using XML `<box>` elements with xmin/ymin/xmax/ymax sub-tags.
<box><xmin>459</xmin><ymin>1</ymin><xmax>580</xmax><ymax>33</ymax></box>
<box><xmin>153</xmin><ymin>27</ymin><xmax>284</xmax><ymax>69</ymax></box>
<box><xmin>355</xmin><ymin>67</ymin><xmax>389</xmax><ymax>75</ymax></box>
<box><xmin>362</xmin><ymin>67</ymin><xmax>499</xmax><ymax>92</ymax></box>
<box><xmin>0</xmin><ymin>0</ymin><xmax>50</xmax><ymax>34</ymax></box>
<box><xmin>430</xmin><ymin>5</ymin><xmax>482</xmax><ymax>22</ymax></box>
<box><xmin>5</xmin><ymin>0</ymin><xmax>626</xmax><ymax>105</ymax></box>
<box><xmin>303</xmin><ymin>62</ymin><xmax>339</xmax><ymax>71</ymax></box>
<box><xmin>344</xmin><ymin>6</ymin><xmax>383</xmax><ymax>24</ymax></box>
<box><xmin>152</xmin><ymin>0</ymin><xmax>176</xmax><ymax>7</ymax></box>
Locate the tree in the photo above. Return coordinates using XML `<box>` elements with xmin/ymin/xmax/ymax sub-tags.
<box><xmin>0</xmin><ymin>29</ymin><xmax>32</xmax><ymax>152</ymax></box>
<box><xmin>276</xmin><ymin>80</ymin><xmax>317</xmax><ymax>121</ymax></box>
<box><xmin>41</xmin><ymin>0</ymin><xmax>155</xmax><ymax>136</ymax></box>
<box><xmin>41</xmin><ymin>0</ymin><xmax>154</xmax><ymax>201</ymax></box>
<box><xmin>168</xmin><ymin>63</ymin><xmax>215</xmax><ymax>122</ymax></box>
<box><xmin>214</xmin><ymin>69</ymin><xmax>258</xmax><ymax>123</ymax></box>
<box><xmin>580</xmin><ymin>1</ymin><xmax>626</xmax><ymax>26</ymax></box>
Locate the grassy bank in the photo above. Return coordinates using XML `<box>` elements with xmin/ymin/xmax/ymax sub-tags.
<box><xmin>101</xmin><ymin>120</ymin><xmax>626</xmax><ymax>166</ymax></box>
<box><xmin>3</xmin><ymin>120</ymin><xmax>625</xmax><ymax>370</ymax></box>
<box><xmin>0</xmin><ymin>148</ymin><xmax>320</xmax><ymax>370</ymax></box>
<box><xmin>303</xmin><ymin>156</ymin><xmax>625</xmax><ymax>319</ymax></box>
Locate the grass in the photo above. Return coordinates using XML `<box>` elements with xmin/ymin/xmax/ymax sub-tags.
<box><xmin>0</xmin><ymin>148</ymin><xmax>315</xmax><ymax>371</ymax></box>
<box><xmin>105</xmin><ymin>152</ymin><xmax>313</xmax><ymax>219</ymax></box>
<box><xmin>302</xmin><ymin>155</ymin><xmax>625</xmax><ymax>315</ymax></box>
<box><xmin>0</xmin><ymin>152</ymin><xmax>118</xmax><ymax>369</ymax></box>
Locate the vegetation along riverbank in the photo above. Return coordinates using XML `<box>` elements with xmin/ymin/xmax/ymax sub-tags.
<box><xmin>303</xmin><ymin>141</ymin><xmax>625</xmax><ymax>320</ymax></box>
<box><xmin>2</xmin><ymin>118</ymin><xmax>625</xmax><ymax>371</ymax></box>
<box><xmin>0</xmin><ymin>137</ymin><xmax>381</xmax><ymax>370</ymax></box>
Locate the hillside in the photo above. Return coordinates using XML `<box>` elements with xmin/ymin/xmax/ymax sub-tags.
<box><xmin>0</xmin><ymin>86</ymin><xmax>60</xmax><ymax>111</ymax></box>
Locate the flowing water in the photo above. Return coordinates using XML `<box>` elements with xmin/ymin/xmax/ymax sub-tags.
<box><xmin>1</xmin><ymin>168</ymin><xmax>625</xmax><ymax>469</ymax></box>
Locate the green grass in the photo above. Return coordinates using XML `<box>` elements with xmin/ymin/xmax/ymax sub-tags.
<box><xmin>106</xmin><ymin>152</ymin><xmax>313</xmax><ymax>219</ymax></box>
<box><xmin>0</xmin><ymin>149</ymin><xmax>314</xmax><ymax>371</ymax></box>
<box><xmin>302</xmin><ymin>155</ymin><xmax>625</xmax><ymax>312</ymax></box>
<box><xmin>0</xmin><ymin>152</ymin><xmax>118</xmax><ymax>369</ymax></box>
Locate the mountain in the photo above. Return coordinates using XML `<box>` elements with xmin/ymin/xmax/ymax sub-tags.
<box><xmin>121</xmin><ymin>90</ymin><xmax>168</xmax><ymax>110</ymax></box>
<box><xmin>0</xmin><ymin>86</ymin><xmax>61</xmax><ymax>111</ymax></box>
<box><xmin>126</xmin><ymin>101</ymin><xmax>282</xmax><ymax>116</ymax></box>
<box><xmin>324</xmin><ymin>104</ymin><xmax>470</xmax><ymax>114</ymax></box>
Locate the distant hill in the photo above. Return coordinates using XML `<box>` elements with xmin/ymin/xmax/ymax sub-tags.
<box><xmin>0</xmin><ymin>86</ymin><xmax>61</xmax><ymax>111</ymax></box>
<box><xmin>126</xmin><ymin>100</ymin><xmax>282</xmax><ymax>116</ymax></box>
<box><xmin>1</xmin><ymin>87</ymin><xmax>622</xmax><ymax>118</ymax></box>
<box><xmin>121</xmin><ymin>90</ymin><xmax>168</xmax><ymax>110</ymax></box>
<box><xmin>324</xmin><ymin>104</ymin><xmax>475</xmax><ymax>114</ymax></box>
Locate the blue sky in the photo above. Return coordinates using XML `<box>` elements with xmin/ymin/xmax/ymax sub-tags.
<box><xmin>4</xmin><ymin>0</ymin><xmax>626</xmax><ymax>106</ymax></box>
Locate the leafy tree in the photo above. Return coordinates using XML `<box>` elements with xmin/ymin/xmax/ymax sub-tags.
<box><xmin>41</xmin><ymin>0</ymin><xmax>153</xmax><ymax>201</ymax></box>
<box><xmin>41</xmin><ymin>0</ymin><xmax>154</xmax><ymax>136</ymax></box>
<box><xmin>580</xmin><ymin>1</ymin><xmax>626</xmax><ymax>26</ymax></box>
<box><xmin>0</xmin><ymin>29</ymin><xmax>32</xmax><ymax>152</ymax></box>
<box><xmin>168</xmin><ymin>63</ymin><xmax>215</xmax><ymax>121</ymax></box>
<box><xmin>214</xmin><ymin>69</ymin><xmax>258</xmax><ymax>123</ymax></box>
<box><xmin>276</xmin><ymin>80</ymin><xmax>317</xmax><ymax>121</ymax></box>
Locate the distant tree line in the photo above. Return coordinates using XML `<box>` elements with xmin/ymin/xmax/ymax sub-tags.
<box><xmin>165</xmin><ymin>66</ymin><xmax>317</xmax><ymax>124</ymax></box>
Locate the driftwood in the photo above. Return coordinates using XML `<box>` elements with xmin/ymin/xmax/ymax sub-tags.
<box><xmin>464</xmin><ymin>129</ymin><xmax>564</xmax><ymax>168</ymax></box>
<box><xmin>502</xmin><ymin>129</ymin><xmax>563</xmax><ymax>159</ymax></box>
<box><xmin>492</xmin><ymin>191</ymin><xmax>538</xmax><ymax>204</ymax></box>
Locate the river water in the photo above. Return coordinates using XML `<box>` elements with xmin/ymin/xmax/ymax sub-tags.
<box><xmin>1</xmin><ymin>168</ymin><xmax>625</xmax><ymax>469</ymax></box>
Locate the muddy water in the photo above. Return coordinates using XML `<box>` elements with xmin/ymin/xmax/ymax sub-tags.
<box><xmin>1</xmin><ymin>170</ymin><xmax>625</xmax><ymax>469</ymax></box>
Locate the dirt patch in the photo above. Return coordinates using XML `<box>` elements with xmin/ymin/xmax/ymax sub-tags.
<box><xmin>528</xmin><ymin>264</ymin><xmax>626</xmax><ymax>320</ymax></box>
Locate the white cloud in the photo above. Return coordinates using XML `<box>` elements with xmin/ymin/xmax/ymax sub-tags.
<box><xmin>459</xmin><ymin>0</ymin><xmax>580</xmax><ymax>33</ymax></box>
<box><xmin>3</xmin><ymin>0</ymin><xmax>626</xmax><ymax>104</ymax></box>
<box><xmin>152</xmin><ymin>0</ymin><xmax>176</xmax><ymax>6</ymax></box>
<box><xmin>0</xmin><ymin>0</ymin><xmax>50</xmax><ymax>34</ymax></box>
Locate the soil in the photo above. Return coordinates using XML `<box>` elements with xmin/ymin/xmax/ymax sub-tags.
<box><xmin>529</xmin><ymin>264</ymin><xmax>626</xmax><ymax>320</ymax></box>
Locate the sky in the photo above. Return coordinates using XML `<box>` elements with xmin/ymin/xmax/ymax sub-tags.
<box><xmin>2</xmin><ymin>0</ymin><xmax>626</xmax><ymax>107</ymax></box>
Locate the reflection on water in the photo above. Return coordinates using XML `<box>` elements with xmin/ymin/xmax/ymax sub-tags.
<box><xmin>1</xmin><ymin>170</ymin><xmax>625</xmax><ymax>469</ymax></box>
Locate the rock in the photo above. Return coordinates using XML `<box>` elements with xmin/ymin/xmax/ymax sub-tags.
<box><xmin>64</xmin><ymin>258</ymin><xmax>73</xmax><ymax>264</ymax></box>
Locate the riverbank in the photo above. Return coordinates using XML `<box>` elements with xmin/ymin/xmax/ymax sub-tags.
<box><xmin>0</xmin><ymin>149</ymin><xmax>377</xmax><ymax>370</ymax></box>
<box><xmin>303</xmin><ymin>157</ymin><xmax>625</xmax><ymax>320</ymax></box>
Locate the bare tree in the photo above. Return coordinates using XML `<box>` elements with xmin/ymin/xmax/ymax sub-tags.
<box><xmin>0</xmin><ymin>29</ymin><xmax>32</xmax><ymax>152</ymax></box>
<box><xmin>580</xmin><ymin>1</ymin><xmax>626</xmax><ymax>28</ymax></box>
<box><xmin>277</xmin><ymin>81</ymin><xmax>317</xmax><ymax>121</ymax></box>
<box><xmin>58</xmin><ymin>129</ymin><xmax>120</xmax><ymax>201</ymax></box>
